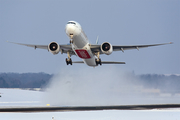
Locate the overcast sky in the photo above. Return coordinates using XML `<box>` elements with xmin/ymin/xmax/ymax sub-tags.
<box><xmin>0</xmin><ymin>0</ymin><xmax>179</xmax><ymax>74</ymax></box>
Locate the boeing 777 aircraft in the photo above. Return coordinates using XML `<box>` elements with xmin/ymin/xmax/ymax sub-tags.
<box><xmin>8</xmin><ymin>21</ymin><xmax>172</xmax><ymax>67</ymax></box>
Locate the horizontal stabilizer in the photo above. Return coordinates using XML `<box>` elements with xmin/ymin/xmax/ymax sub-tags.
<box><xmin>101</xmin><ymin>61</ymin><xmax>125</xmax><ymax>64</ymax></box>
<box><xmin>72</xmin><ymin>61</ymin><xmax>84</xmax><ymax>63</ymax></box>
<box><xmin>72</xmin><ymin>61</ymin><xmax>125</xmax><ymax>64</ymax></box>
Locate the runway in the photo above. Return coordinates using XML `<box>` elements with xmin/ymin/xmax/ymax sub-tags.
<box><xmin>0</xmin><ymin>104</ymin><xmax>180</xmax><ymax>112</ymax></box>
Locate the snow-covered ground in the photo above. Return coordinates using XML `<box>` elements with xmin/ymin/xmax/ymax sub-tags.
<box><xmin>1</xmin><ymin>110</ymin><xmax>180</xmax><ymax>120</ymax></box>
<box><xmin>0</xmin><ymin>88</ymin><xmax>44</xmax><ymax>107</ymax></box>
<box><xmin>0</xmin><ymin>88</ymin><xmax>180</xmax><ymax>120</ymax></box>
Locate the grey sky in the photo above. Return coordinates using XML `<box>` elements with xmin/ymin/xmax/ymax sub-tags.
<box><xmin>0</xmin><ymin>0</ymin><xmax>179</xmax><ymax>74</ymax></box>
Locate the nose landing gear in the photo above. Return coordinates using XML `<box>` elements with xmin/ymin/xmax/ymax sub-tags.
<box><xmin>69</xmin><ymin>34</ymin><xmax>74</xmax><ymax>44</ymax></box>
<box><xmin>70</xmin><ymin>40</ymin><xmax>73</xmax><ymax>44</ymax></box>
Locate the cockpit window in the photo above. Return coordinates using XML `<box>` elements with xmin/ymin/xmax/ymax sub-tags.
<box><xmin>67</xmin><ymin>22</ymin><xmax>76</xmax><ymax>25</ymax></box>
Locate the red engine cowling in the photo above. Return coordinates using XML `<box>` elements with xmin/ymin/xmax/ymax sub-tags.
<box><xmin>101</xmin><ymin>42</ymin><xmax>113</xmax><ymax>55</ymax></box>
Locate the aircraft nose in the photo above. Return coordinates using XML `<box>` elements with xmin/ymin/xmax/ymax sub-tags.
<box><xmin>66</xmin><ymin>24</ymin><xmax>76</xmax><ymax>36</ymax></box>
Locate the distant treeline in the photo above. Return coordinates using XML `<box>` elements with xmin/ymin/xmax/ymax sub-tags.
<box><xmin>0</xmin><ymin>73</ymin><xmax>180</xmax><ymax>93</ymax></box>
<box><xmin>0</xmin><ymin>73</ymin><xmax>52</xmax><ymax>88</ymax></box>
<box><xmin>138</xmin><ymin>74</ymin><xmax>180</xmax><ymax>94</ymax></box>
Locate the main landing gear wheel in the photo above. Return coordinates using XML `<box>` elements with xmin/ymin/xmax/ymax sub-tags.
<box><xmin>70</xmin><ymin>40</ymin><xmax>73</xmax><ymax>44</ymax></box>
<box><xmin>95</xmin><ymin>58</ymin><xmax>102</xmax><ymax>66</ymax></box>
<box><xmin>66</xmin><ymin>58</ymin><xmax>72</xmax><ymax>65</ymax></box>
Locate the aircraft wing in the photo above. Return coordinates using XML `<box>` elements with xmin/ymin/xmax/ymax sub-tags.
<box><xmin>7</xmin><ymin>41</ymin><xmax>172</xmax><ymax>56</ymax></box>
<box><xmin>7</xmin><ymin>41</ymin><xmax>75</xmax><ymax>55</ymax></box>
<box><xmin>90</xmin><ymin>42</ymin><xmax>172</xmax><ymax>53</ymax></box>
<box><xmin>0</xmin><ymin>104</ymin><xmax>180</xmax><ymax>112</ymax></box>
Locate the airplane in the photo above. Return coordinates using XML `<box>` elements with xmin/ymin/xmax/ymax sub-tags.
<box><xmin>8</xmin><ymin>21</ymin><xmax>172</xmax><ymax>67</ymax></box>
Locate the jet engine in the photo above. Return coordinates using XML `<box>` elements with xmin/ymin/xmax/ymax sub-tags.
<box><xmin>48</xmin><ymin>42</ymin><xmax>60</xmax><ymax>55</ymax></box>
<box><xmin>101</xmin><ymin>42</ymin><xmax>113</xmax><ymax>55</ymax></box>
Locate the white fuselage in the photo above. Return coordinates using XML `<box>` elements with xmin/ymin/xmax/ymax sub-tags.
<box><xmin>65</xmin><ymin>21</ymin><xmax>97</xmax><ymax>66</ymax></box>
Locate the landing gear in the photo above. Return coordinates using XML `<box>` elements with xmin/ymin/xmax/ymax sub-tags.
<box><xmin>95</xmin><ymin>58</ymin><xmax>102</xmax><ymax>66</ymax></box>
<box><xmin>69</xmin><ymin>34</ymin><xmax>73</xmax><ymax>44</ymax></box>
<box><xmin>70</xmin><ymin>40</ymin><xmax>73</xmax><ymax>44</ymax></box>
<box><xmin>66</xmin><ymin>58</ymin><xmax>72</xmax><ymax>65</ymax></box>
<box><xmin>95</xmin><ymin>52</ymin><xmax>102</xmax><ymax>66</ymax></box>
<box><xmin>66</xmin><ymin>51</ymin><xmax>72</xmax><ymax>65</ymax></box>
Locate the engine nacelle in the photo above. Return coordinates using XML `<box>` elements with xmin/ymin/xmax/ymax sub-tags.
<box><xmin>48</xmin><ymin>42</ymin><xmax>60</xmax><ymax>55</ymax></box>
<box><xmin>101</xmin><ymin>42</ymin><xmax>113</xmax><ymax>55</ymax></box>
